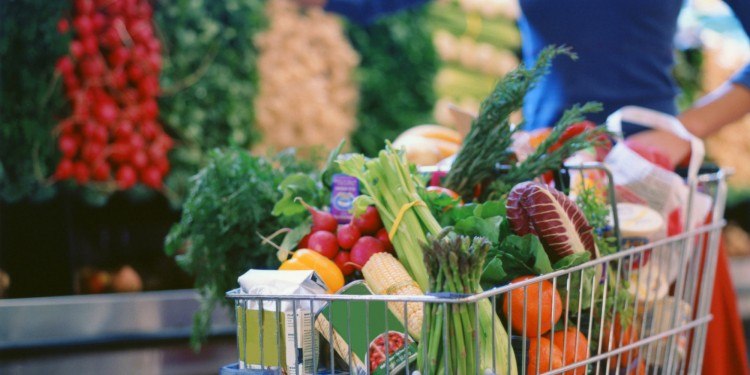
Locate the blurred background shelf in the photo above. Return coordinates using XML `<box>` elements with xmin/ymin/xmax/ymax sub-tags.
<box><xmin>0</xmin><ymin>289</ymin><xmax>235</xmax><ymax>374</ymax></box>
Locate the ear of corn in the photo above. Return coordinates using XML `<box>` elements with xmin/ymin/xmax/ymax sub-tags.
<box><xmin>362</xmin><ymin>252</ymin><xmax>424</xmax><ymax>341</ymax></box>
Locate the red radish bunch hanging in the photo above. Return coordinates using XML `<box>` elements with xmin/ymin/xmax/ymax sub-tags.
<box><xmin>53</xmin><ymin>0</ymin><xmax>172</xmax><ymax>190</ymax></box>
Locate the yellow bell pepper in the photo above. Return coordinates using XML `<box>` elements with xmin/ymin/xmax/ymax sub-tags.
<box><xmin>279</xmin><ymin>249</ymin><xmax>344</xmax><ymax>293</ymax></box>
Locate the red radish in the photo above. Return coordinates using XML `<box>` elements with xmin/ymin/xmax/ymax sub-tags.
<box><xmin>130</xmin><ymin>134</ymin><xmax>145</xmax><ymax>150</ymax></box>
<box><xmin>154</xmin><ymin>157</ymin><xmax>170</xmax><ymax>175</ymax></box>
<box><xmin>95</xmin><ymin>101</ymin><xmax>118</xmax><ymax>124</ymax></box>
<box><xmin>75</xmin><ymin>0</ymin><xmax>94</xmax><ymax>14</ymax></box>
<box><xmin>116</xmin><ymin>165</ymin><xmax>137</xmax><ymax>189</ymax></box>
<box><xmin>70</xmin><ymin>41</ymin><xmax>84</xmax><ymax>58</ymax></box>
<box><xmin>336</xmin><ymin>224</ymin><xmax>360</xmax><ymax>250</ymax></box>
<box><xmin>59</xmin><ymin>135</ymin><xmax>79</xmax><ymax>158</ymax></box>
<box><xmin>115</xmin><ymin>120</ymin><xmax>133</xmax><ymax>139</ymax></box>
<box><xmin>82</xmin><ymin>36</ymin><xmax>98</xmax><ymax>55</ymax></box>
<box><xmin>73</xmin><ymin>15</ymin><xmax>93</xmax><ymax>36</ymax></box>
<box><xmin>82</xmin><ymin>121</ymin><xmax>97</xmax><ymax>139</ymax></box>
<box><xmin>308</xmin><ymin>231</ymin><xmax>339</xmax><ymax>259</ymax></box>
<box><xmin>297</xmin><ymin>199</ymin><xmax>338</xmax><ymax>233</ymax></box>
<box><xmin>92</xmin><ymin>162</ymin><xmax>110</xmax><ymax>181</ymax></box>
<box><xmin>140</xmin><ymin>99</ymin><xmax>158</xmax><ymax>120</ymax></box>
<box><xmin>57</xmin><ymin>19</ymin><xmax>70</xmax><ymax>34</ymax></box>
<box><xmin>55</xmin><ymin>57</ymin><xmax>74</xmax><ymax>75</ymax></box>
<box><xmin>350</xmin><ymin>236</ymin><xmax>386</xmax><ymax>268</ymax></box>
<box><xmin>54</xmin><ymin>0</ymin><xmax>172</xmax><ymax>191</ymax></box>
<box><xmin>334</xmin><ymin>251</ymin><xmax>355</xmax><ymax>276</ymax></box>
<box><xmin>73</xmin><ymin>162</ymin><xmax>90</xmax><ymax>184</ymax></box>
<box><xmin>352</xmin><ymin>205</ymin><xmax>383</xmax><ymax>235</ymax></box>
<box><xmin>131</xmin><ymin>150</ymin><xmax>148</xmax><ymax>170</ymax></box>
<box><xmin>81</xmin><ymin>58</ymin><xmax>104</xmax><ymax>77</ymax></box>
<box><xmin>140</xmin><ymin>120</ymin><xmax>158</xmax><ymax>140</ymax></box>
<box><xmin>55</xmin><ymin>159</ymin><xmax>75</xmax><ymax>179</ymax></box>
<box><xmin>110</xmin><ymin>142</ymin><xmax>132</xmax><ymax>163</ymax></box>
<box><xmin>375</xmin><ymin>228</ymin><xmax>394</xmax><ymax>254</ymax></box>
<box><xmin>297</xmin><ymin>233</ymin><xmax>311</xmax><ymax>250</ymax></box>
<box><xmin>127</xmin><ymin>64</ymin><xmax>144</xmax><ymax>81</ymax></box>
<box><xmin>141</xmin><ymin>166</ymin><xmax>162</xmax><ymax>189</ymax></box>
<box><xmin>93</xmin><ymin>126</ymin><xmax>108</xmax><ymax>143</ymax></box>
<box><xmin>82</xmin><ymin>143</ymin><xmax>104</xmax><ymax>163</ymax></box>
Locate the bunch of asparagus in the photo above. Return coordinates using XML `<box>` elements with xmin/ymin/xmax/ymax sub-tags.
<box><xmin>418</xmin><ymin>232</ymin><xmax>518</xmax><ymax>375</ymax></box>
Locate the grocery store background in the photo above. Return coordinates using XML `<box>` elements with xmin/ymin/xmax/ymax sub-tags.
<box><xmin>2</xmin><ymin>0</ymin><xmax>750</xmax><ymax>373</ymax></box>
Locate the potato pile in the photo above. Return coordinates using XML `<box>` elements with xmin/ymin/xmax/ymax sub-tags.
<box><xmin>253</xmin><ymin>0</ymin><xmax>360</xmax><ymax>153</ymax></box>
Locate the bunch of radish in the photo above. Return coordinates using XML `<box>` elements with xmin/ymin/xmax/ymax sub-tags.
<box><xmin>53</xmin><ymin>0</ymin><xmax>172</xmax><ymax>190</ymax></box>
<box><xmin>299</xmin><ymin>203</ymin><xmax>393</xmax><ymax>276</ymax></box>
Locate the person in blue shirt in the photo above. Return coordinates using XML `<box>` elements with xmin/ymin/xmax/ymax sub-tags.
<box><xmin>299</xmin><ymin>0</ymin><xmax>750</xmax><ymax>167</ymax></box>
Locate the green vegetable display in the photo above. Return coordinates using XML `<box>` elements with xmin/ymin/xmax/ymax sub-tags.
<box><xmin>346</xmin><ymin>7</ymin><xmax>439</xmax><ymax>156</ymax></box>
<box><xmin>0</xmin><ymin>0</ymin><xmax>70</xmax><ymax>202</ymax></box>
<box><xmin>164</xmin><ymin>148</ymin><xmax>313</xmax><ymax>348</ymax></box>
<box><xmin>154</xmin><ymin>0</ymin><xmax>266</xmax><ymax>205</ymax></box>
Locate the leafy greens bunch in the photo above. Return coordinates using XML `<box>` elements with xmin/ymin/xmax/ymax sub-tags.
<box><xmin>164</xmin><ymin>148</ymin><xmax>315</xmax><ymax>348</ymax></box>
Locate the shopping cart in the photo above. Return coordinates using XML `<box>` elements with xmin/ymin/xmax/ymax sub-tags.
<box><xmin>224</xmin><ymin>162</ymin><xmax>728</xmax><ymax>375</ymax></box>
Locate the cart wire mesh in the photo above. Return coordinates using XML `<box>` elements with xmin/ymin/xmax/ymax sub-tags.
<box><xmin>226</xmin><ymin>166</ymin><xmax>728</xmax><ymax>375</ymax></box>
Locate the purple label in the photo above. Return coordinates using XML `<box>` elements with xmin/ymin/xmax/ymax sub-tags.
<box><xmin>331</xmin><ymin>174</ymin><xmax>359</xmax><ymax>223</ymax></box>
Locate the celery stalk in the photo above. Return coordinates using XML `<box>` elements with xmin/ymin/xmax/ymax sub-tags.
<box><xmin>340</xmin><ymin>147</ymin><xmax>517</xmax><ymax>375</ymax></box>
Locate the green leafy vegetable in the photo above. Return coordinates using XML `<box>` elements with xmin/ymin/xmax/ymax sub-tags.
<box><xmin>164</xmin><ymin>148</ymin><xmax>312</xmax><ymax>348</ymax></box>
<box><xmin>155</xmin><ymin>0</ymin><xmax>266</xmax><ymax>204</ymax></box>
<box><xmin>0</xmin><ymin>0</ymin><xmax>69</xmax><ymax>202</ymax></box>
<box><xmin>346</xmin><ymin>7</ymin><xmax>438</xmax><ymax>156</ymax></box>
<box><xmin>272</xmin><ymin>173</ymin><xmax>324</xmax><ymax>218</ymax></box>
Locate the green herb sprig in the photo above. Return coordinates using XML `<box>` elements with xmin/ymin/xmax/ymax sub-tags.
<box><xmin>444</xmin><ymin>46</ymin><xmax>574</xmax><ymax>199</ymax></box>
<box><xmin>164</xmin><ymin>148</ymin><xmax>313</xmax><ymax>349</ymax></box>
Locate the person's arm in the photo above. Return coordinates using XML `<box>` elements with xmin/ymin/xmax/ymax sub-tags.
<box><xmin>296</xmin><ymin>0</ymin><xmax>431</xmax><ymax>25</ymax></box>
<box><xmin>630</xmin><ymin>2</ymin><xmax>750</xmax><ymax>166</ymax></box>
<box><xmin>679</xmin><ymin>81</ymin><xmax>750</xmax><ymax>138</ymax></box>
<box><xmin>681</xmin><ymin>0</ymin><xmax>750</xmax><ymax>138</ymax></box>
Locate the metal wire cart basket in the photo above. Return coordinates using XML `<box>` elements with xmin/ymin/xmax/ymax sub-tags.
<box><xmin>225</xmin><ymin>164</ymin><xmax>729</xmax><ymax>375</ymax></box>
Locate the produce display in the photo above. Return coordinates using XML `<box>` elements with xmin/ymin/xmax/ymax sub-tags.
<box><xmin>254</xmin><ymin>0</ymin><xmax>359</xmax><ymax>153</ymax></box>
<box><xmin>53</xmin><ymin>0</ymin><xmax>172</xmax><ymax>190</ymax></box>
<box><xmin>427</xmin><ymin>0</ymin><xmax>521</xmax><ymax>128</ymax></box>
